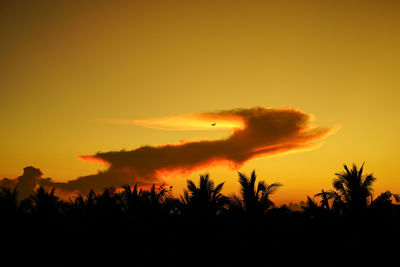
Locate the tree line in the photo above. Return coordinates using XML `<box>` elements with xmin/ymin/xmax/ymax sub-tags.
<box><xmin>2</xmin><ymin>163</ymin><xmax>400</xmax><ymax>266</ymax></box>
<box><xmin>1</xmin><ymin>163</ymin><xmax>399</xmax><ymax>223</ymax></box>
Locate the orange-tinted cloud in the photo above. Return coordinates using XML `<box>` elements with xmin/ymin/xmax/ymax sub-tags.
<box><xmin>56</xmin><ymin>107</ymin><xmax>333</xmax><ymax>194</ymax></box>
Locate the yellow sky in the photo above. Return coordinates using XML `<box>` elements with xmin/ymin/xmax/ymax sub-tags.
<box><xmin>1</xmin><ymin>0</ymin><xmax>400</xmax><ymax>204</ymax></box>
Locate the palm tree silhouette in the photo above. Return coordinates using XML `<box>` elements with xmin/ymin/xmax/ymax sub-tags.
<box><xmin>314</xmin><ymin>189</ymin><xmax>331</xmax><ymax>211</ymax></box>
<box><xmin>302</xmin><ymin>195</ymin><xmax>320</xmax><ymax>214</ymax></box>
<box><xmin>302</xmin><ymin>194</ymin><xmax>334</xmax><ymax>220</ymax></box>
<box><xmin>227</xmin><ymin>193</ymin><xmax>244</xmax><ymax>216</ymax></box>
<box><xmin>31</xmin><ymin>186</ymin><xmax>60</xmax><ymax>217</ymax></box>
<box><xmin>179</xmin><ymin>174</ymin><xmax>228</xmax><ymax>218</ymax></box>
<box><xmin>370</xmin><ymin>190</ymin><xmax>400</xmax><ymax>211</ymax></box>
<box><xmin>120</xmin><ymin>184</ymin><xmax>142</xmax><ymax>218</ymax></box>
<box><xmin>238</xmin><ymin>170</ymin><xmax>282</xmax><ymax>217</ymax></box>
<box><xmin>94</xmin><ymin>187</ymin><xmax>122</xmax><ymax>218</ymax></box>
<box><xmin>332</xmin><ymin>163</ymin><xmax>376</xmax><ymax>215</ymax></box>
<box><xmin>141</xmin><ymin>184</ymin><xmax>172</xmax><ymax>218</ymax></box>
<box><xmin>0</xmin><ymin>187</ymin><xmax>19</xmax><ymax>218</ymax></box>
<box><xmin>314</xmin><ymin>189</ymin><xmax>344</xmax><ymax>215</ymax></box>
<box><xmin>67</xmin><ymin>189</ymin><xmax>100</xmax><ymax>221</ymax></box>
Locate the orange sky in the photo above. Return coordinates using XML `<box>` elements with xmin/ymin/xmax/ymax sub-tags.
<box><xmin>1</xmin><ymin>0</ymin><xmax>400</xmax><ymax>204</ymax></box>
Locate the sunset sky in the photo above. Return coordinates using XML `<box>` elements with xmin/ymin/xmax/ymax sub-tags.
<box><xmin>1</xmin><ymin>0</ymin><xmax>399</xmax><ymax>204</ymax></box>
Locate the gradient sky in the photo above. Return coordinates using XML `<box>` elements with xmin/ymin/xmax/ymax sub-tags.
<box><xmin>1</xmin><ymin>0</ymin><xmax>400</xmax><ymax>204</ymax></box>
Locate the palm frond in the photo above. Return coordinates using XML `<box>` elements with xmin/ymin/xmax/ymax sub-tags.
<box><xmin>214</xmin><ymin>182</ymin><xmax>225</xmax><ymax>195</ymax></box>
<box><xmin>266</xmin><ymin>183</ymin><xmax>283</xmax><ymax>194</ymax></box>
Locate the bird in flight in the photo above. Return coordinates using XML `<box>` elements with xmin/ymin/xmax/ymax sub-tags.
<box><xmin>211</xmin><ymin>122</ymin><xmax>216</xmax><ymax>126</ymax></box>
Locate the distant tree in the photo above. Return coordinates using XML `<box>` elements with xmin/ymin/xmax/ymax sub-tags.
<box><xmin>332</xmin><ymin>163</ymin><xmax>376</xmax><ymax>215</ymax></box>
<box><xmin>0</xmin><ymin>187</ymin><xmax>19</xmax><ymax>218</ymax></box>
<box><xmin>140</xmin><ymin>184</ymin><xmax>173</xmax><ymax>218</ymax></box>
<box><xmin>369</xmin><ymin>190</ymin><xmax>400</xmax><ymax>213</ymax></box>
<box><xmin>314</xmin><ymin>189</ymin><xmax>331</xmax><ymax>211</ymax></box>
<box><xmin>301</xmin><ymin>196</ymin><xmax>319</xmax><ymax>214</ymax></box>
<box><xmin>31</xmin><ymin>187</ymin><xmax>60</xmax><ymax>217</ymax></box>
<box><xmin>94</xmin><ymin>187</ymin><xmax>122</xmax><ymax>218</ymax></box>
<box><xmin>227</xmin><ymin>193</ymin><xmax>244</xmax><ymax>216</ymax></box>
<box><xmin>238</xmin><ymin>170</ymin><xmax>282</xmax><ymax>217</ymax></box>
<box><xmin>317</xmin><ymin>190</ymin><xmax>344</xmax><ymax>216</ymax></box>
<box><xmin>179</xmin><ymin>174</ymin><xmax>228</xmax><ymax>218</ymax></box>
<box><xmin>65</xmin><ymin>189</ymin><xmax>99</xmax><ymax>222</ymax></box>
<box><xmin>120</xmin><ymin>184</ymin><xmax>142</xmax><ymax>218</ymax></box>
<box><xmin>302</xmin><ymin>195</ymin><xmax>334</xmax><ymax>220</ymax></box>
<box><xmin>66</xmin><ymin>194</ymin><xmax>86</xmax><ymax>218</ymax></box>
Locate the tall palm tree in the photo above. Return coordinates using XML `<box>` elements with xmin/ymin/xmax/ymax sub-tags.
<box><xmin>332</xmin><ymin>163</ymin><xmax>376</xmax><ymax>214</ymax></box>
<box><xmin>238</xmin><ymin>170</ymin><xmax>282</xmax><ymax>216</ymax></box>
<box><xmin>179</xmin><ymin>174</ymin><xmax>228</xmax><ymax>218</ymax></box>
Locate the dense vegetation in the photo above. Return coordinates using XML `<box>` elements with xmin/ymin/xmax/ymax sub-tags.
<box><xmin>1</xmin><ymin>163</ymin><xmax>399</xmax><ymax>266</ymax></box>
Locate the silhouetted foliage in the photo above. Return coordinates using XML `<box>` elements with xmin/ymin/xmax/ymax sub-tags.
<box><xmin>178</xmin><ymin>174</ymin><xmax>228</xmax><ymax>219</ymax></box>
<box><xmin>238</xmin><ymin>170</ymin><xmax>282</xmax><ymax>217</ymax></box>
<box><xmin>1</xmin><ymin>163</ymin><xmax>399</xmax><ymax>266</ymax></box>
<box><xmin>120</xmin><ymin>183</ymin><xmax>141</xmax><ymax>218</ymax></box>
<box><xmin>314</xmin><ymin>189</ymin><xmax>331</xmax><ymax>211</ymax></box>
<box><xmin>0</xmin><ymin>187</ymin><xmax>19</xmax><ymax>219</ymax></box>
<box><xmin>332</xmin><ymin>163</ymin><xmax>376</xmax><ymax>215</ymax></box>
<box><xmin>30</xmin><ymin>186</ymin><xmax>61</xmax><ymax>217</ymax></box>
<box><xmin>369</xmin><ymin>190</ymin><xmax>400</xmax><ymax>216</ymax></box>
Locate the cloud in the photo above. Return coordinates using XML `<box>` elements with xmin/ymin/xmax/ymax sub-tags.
<box><xmin>52</xmin><ymin>107</ymin><xmax>333</xmax><ymax>194</ymax></box>
<box><xmin>0</xmin><ymin>166</ymin><xmax>43</xmax><ymax>200</ymax></box>
<box><xmin>0</xmin><ymin>177</ymin><xmax>17</xmax><ymax>190</ymax></box>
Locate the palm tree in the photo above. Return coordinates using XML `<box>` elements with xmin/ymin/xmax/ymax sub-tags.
<box><xmin>120</xmin><ymin>184</ymin><xmax>142</xmax><ymax>217</ymax></box>
<box><xmin>66</xmin><ymin>189</ymin><xmax>100</xmax><ymax>222</ymax></box>
<box><xmin>370</xmin><ymin>190</ymin><xmax>400</xmax><ymax>212</ymax></box>
<box><xmin>95</xmin><ymin>187</ymin><xmax>122</xmax><ymax>218</ymax></box>
<box><xmin>0</xmin><ymin>187</ymin><xmax>19</xmax><ymax>218</ymax></box>
<box><xmin>31</xmin><ymin>187</ymin><xmax>60</xmax><ymax>217</ymax></box>
<box><xmin>301</xmin><ymin>195</ymin><xmax>320</xmax><ymax>216</ymax></box>
<box><xmin>238</xmin><ymin>170</ymin><xmax>282</xmax><ymax>216</ymax></box>
<box><xmin>332</xmin><ymin>163</ymin><xmax>376</xmax><ymax>214</ymax></box>
<box><xmin>314</xmin><ymin>189</ymin><xmax>331</xmax><ymax>211</ymax></box>
<box><xmin>179</xmin><ymin>174</ymin><xmax>228</xmax><ymax>218</ymax></box>
<box><xmin>302</xmin><ymin>194</ymin><xmax>335</xmax><ymax>220</ymax></box>
<box><xmin>141</xmin><ymin>184</ymin><xmax>172</xmax><ymax>218</ymax></box>
<box><xmin>227</xmin><ymin>193</ymin><xmax>244</xmax><ymax>216</ymax></box>
<box><xmin>66</xmin><ymin>194</ymin><xmax>86</xmax><ymax>218</ymax></box>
